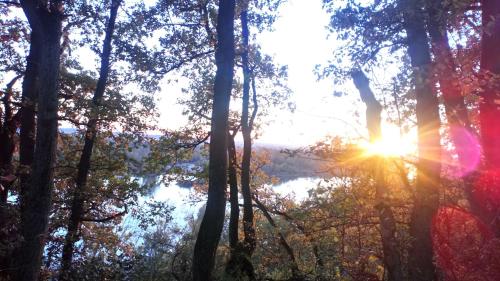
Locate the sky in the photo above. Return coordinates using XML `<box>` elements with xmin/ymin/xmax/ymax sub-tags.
<box><xmin>156</xmin><ymin>0</ymin><xmax>366</xmax><ymax>147</ymax></box>
<box><xmin>4</xmin><ymin>0</ymin><xmax>378</xmax><ymax>147</ymax></box>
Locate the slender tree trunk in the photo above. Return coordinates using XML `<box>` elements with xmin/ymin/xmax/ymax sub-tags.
<box><xmin>15</xmin><ymin>1</ymin><xmax>63</xmax><ymax>280</ymax></box>
<box><xmin>192</xmin><ymin>0</ymin><xmax>235</xmax><ymax>280</ymax></box>
<box><xmin>401</xmin><ymin>0</ymin><xmax>442</xmax><ymax>280</ymax></box>
<box><xmin>226</xmin><ymin>134</ymin><xmax>257</xmax><ymax>280</ymax></box>
<box><xmin>240</xmin><ymin>7</ymin><xmax>257</xmax><ymax>258</ymax></box>
<box><xmin>227</xmin><ymin>132</ymin><xmax>239</xmax><ymax>250</ymax></box>
<box><xmin>59</xmin><ymin>1</ymin><xmax>120</xmax><ymax>279</ymax></box>
<box><xmin>351</xmin><ymin>70</ymin><xmax>404</xmax><ymax>281</ymax></box>
<box><xmin>224</xmin><ymin>11</ymin><xmax>259</xmax><ymax>277</ymax></box>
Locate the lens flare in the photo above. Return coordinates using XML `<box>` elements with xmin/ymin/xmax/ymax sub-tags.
<box><xmin>447</xmin><ymin>126</ymin><xmax>481</xmax><ymax>178</ymax></box>
<box><xmin>432</xmin><ymin>207</ymin><xmax>500</xmax><ymax>281</ymax></box>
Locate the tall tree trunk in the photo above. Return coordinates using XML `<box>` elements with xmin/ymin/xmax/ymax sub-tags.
<box><xmin>240</xmin><ymin>7</ymin><xmax>256</xmax><ymax>258</ymax></box>
<box><xmin>17</xmin><ymin>30</ymin><xmax>39</xmax><ymax>220</ymax></box>
<box><xmin>192</xmin><ymin>0</ymin><xmax>235</xmax><ymax>280</ymax></box>
<box><xmin>15</xmin><ymin>1</ymin><xmax>63</xmax><ymax>280</ymax></box>
<box><xmin>401</xmin><ymin>0</ymin><xmax>442</xmax><ymax>280</ymax></box>
<box><xmin>59</xmin><ymin>1</ymin><xmax>120</xmax><ymax>279</ymax></box>
<box><xmin>224</xmin><ymin>11</ymin><xmax>260</xmax><ymax>276</ymax></box>
<box><xmin>351</xmin><ymin>70</ymin><xmax>404</xmax><ymax>281</ymax></box>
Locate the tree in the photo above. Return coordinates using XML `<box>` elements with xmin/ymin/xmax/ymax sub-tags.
<box><xmin>59</xmin><ymin>0</ymin><xmax>121</xmax><ymax>278</ymax></box>
<box><xmin>323</xmin><ymin>0</ymin><xmax>442</xmax><ymax>278</ymax></box>
<box><xmin>192</xmin><ymin>0</ymin><xmax>236</xmax><ymax>280</ymax></box>
<box><xmin>13</xmin><ymin>1</ymin><xmax>64</xmax><ymax>280</ymax></box>
<box><xmin>239</xmin><ymin>4</ymin><xmax>257</xmax><ymax>259</ymax></box>
<box><xmin>352</xmin><ymin>70</ymin><xmax>404</xmax><ymax>281</ymax></box>
<box><xmin>400</xmin><ymin>0</ymin><xmax>442</xmax><ymax>279</ymax></box>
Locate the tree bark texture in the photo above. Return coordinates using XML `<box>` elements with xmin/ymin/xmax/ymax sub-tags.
<box><xmin>192</xmin><ymin>0</ymin><xmax>236</xmax><ymax>280</ymax></box>
<box><xmin>1</xmin><ymin>29</ymin><xmax>40</xmax><ymax>279</ymax></box>
<box><xmin>401</xmin><ymin>0</ymin><xmax>442</xmax><ymax>280</ymax></box>
<box><xmin>240</xmin><ymin>8</ymin><xmax>256</xmax><ymax>258</ymax></box>
<box><xmin>351</xmin><ymin>70</ymin><xmax>404</xmax><ymax>281</ymax></box>
<box><xmin>15</xmin><ymin>1</ymin><xmax>63</xmax><ymax>280</ymax></box>
<box><xmin>227</xmin><ymin>132</ymin><xmax>240</xmax><ymax>250</ymax></box>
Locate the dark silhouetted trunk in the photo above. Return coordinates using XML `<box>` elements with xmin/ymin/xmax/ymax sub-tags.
<box><xmin>224</xmin><ymin>11</ymin><xmax>259</xmax><ymax>279</ymax></box>
<box><xmin>225</xmin><ymin>146</ymin><xmax>256</xmax><ymax>281</ymax></box>
<box><xmin>192</xmin><ymin>0</ymin><xmax>235</xmax><ymax>280</ymax></box>
<box><xmin>401</xmin><ymin>0</ymin><xmax>442</xmax><ymax>280</ymax></box>
<box><xmin>15</xmin><ymin>1</ymin><xmax>63</xmax><ymax>280</ymax></box>
<box><xmin>227</xmin><ymin>132</ymin><xmax>239</xmax><ymax>249</ymax></box>
<box><xmin>17</xmin><ymin>30</ymin><xmax>39</xmax><ymax>211</ymax></box>
<box><xmin>351</xmin><ymin>70</ymin><xmax>404</xmax><ymax>281</ymax></box>
<box><xmin>240</xmin><ymin>8</ymin><xmax>256</xmax><ymax>258</ymax></box>
<box><xmin>59</xmin><ymin>1</ymin><xmax>120</xmax><ymax>279</ymax></box>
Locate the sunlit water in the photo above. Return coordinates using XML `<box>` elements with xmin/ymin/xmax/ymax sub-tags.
<box><xmin>120</xmin><ymin>177</ymin><xmax>322</xmax><ymax>243</ymax></box>
<box><xmin>146</xmin><ymin>177</ymin><xmax>320</xmax><ymax>224</ymax></box>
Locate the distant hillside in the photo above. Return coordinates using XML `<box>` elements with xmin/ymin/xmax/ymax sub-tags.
<box><xmin>256</xmin><ymin>146</ymin><xmax>328</xmax><ymax>181</ymax></box>
<box><xmin>59</xmin><ymin>129</ymin><xmax>327</xmax><ymax>183</ymax></box>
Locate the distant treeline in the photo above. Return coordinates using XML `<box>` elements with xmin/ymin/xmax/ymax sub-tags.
<box><xmin>126</xmin><ymin>139</ymin><xmax>325</xmax><ymax>184</ymax></box>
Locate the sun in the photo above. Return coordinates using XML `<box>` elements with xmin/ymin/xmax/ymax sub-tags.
<box><xmin>359</xmin><ymin>126</ymin><xmax>415</xmax><ymax>157</ymax></box>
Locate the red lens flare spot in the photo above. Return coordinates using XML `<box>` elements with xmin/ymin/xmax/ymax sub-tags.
<box><xmin>432</xmin><ymin>207</ymin><xmax>500</xmax><ymax>281</ymax></box>
<box><xmin>473</xmin><ymin>169</ymin><xmax>500</xmax><ymax>214</ymax></box>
